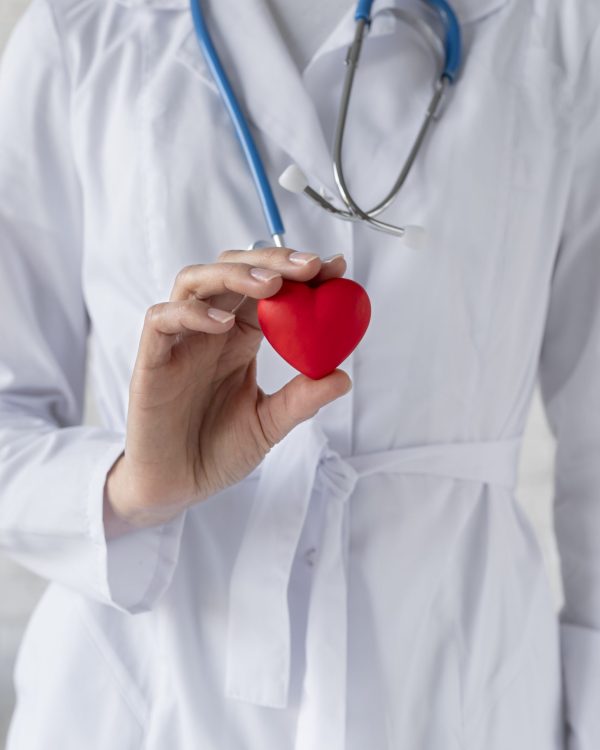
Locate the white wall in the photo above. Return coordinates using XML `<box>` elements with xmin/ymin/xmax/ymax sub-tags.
<box><xmin>0</xmin><ymin>1</ymin><xmax>562</xmax><ymax>747</ymax></box>
<box><xmin>0</xmin><ymin>0</ymin><xmax>27</xmax><ymax>49</ymax></box>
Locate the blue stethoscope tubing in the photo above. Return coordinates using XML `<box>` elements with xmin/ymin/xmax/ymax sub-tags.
<box><xmin>188</xmin><ymin>0</ymin><xmax>462</xmax><ymax>246</ymax></box>
<box><xmin>189</xmin><ymin>0</ymin><xmax>285</xmax><ymax>243</ymax></box>
<box><xmin>354</xmin><ymin>0</ymin><xmax>461</xmax><ymax>81</ymax></box>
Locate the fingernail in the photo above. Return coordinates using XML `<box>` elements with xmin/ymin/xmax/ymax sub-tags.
<box><xmin>250</xmin><ymin>267</ymin><xmax>282</xmax><ymax>282</ymax></box>
<box><xmin>288</xmin><ymin>251</ymin><xmax>320</xmax><ymax>265</ymax></box>
<box><xmin>322</xmin><ymin>253</ymin><xmax>344</xmax><ymax>264</ymax></box>
<box><xmin>207</xmin><ymin>307</ymin><xmax>235</xmax><ymax>324</ymax></box>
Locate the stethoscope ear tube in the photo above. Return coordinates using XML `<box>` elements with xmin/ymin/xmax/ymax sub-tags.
<box><xmin>423</xmin><ymin>0</ymin><xmax>462</xmax><ymax>81</ymax></box>
<box><xmin>356</xmin><ymin>0</ymin><xmax>462</xmax><ymax>82</ymax></box>
<box><xmin>327</xmin><ymin>0</ymin><xmax>461</xmax><ymax>239</ymax></box>
<box><xmin>189</xmin><ymin>0</ymin><xmax>286</xmax><ymax>245</ymax></box>
<box><xmin>354</xmin><ymin>0</ymin><xmax>375</xmax><ymax>24</ymax></box>
<box><xmin>188</xmin><ymin>0</ymin><xmax>462</xmax><ymax>248</ymax></box>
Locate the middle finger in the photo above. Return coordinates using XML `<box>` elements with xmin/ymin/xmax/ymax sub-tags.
<box><xmin>170</xmin><ymin>261</ymin><xmax>284</xmax><ymax>302</ymax></box>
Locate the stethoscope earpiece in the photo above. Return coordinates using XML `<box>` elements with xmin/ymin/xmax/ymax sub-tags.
<box><xmin>401</xmin><ymin>226</ymin><xmax>428</xmax><ymax>251</ymax></box>
<box><xmin>278</xmin><ymin>164</ymin><xmax>309</xmax><ymax>195</ymax></box>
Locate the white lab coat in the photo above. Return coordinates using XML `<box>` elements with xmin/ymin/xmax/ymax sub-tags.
<box><xmin>1</xmin><ymin>0</ymin><xmax>599</xmax><ymax>747</ymax></box>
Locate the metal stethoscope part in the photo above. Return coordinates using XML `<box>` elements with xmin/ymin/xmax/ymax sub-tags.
<box><xmin>188</xmin><ymin>0</ymin><xmax>462</xmax><ymax>313</ymax></box>
<box><xmin>279</xmin><ymin>4</ymin><xmax>458</xmax><ymax>245</ymax></box>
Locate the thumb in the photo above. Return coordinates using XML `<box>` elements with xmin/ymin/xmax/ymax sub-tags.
<box><xmin>256</xmin><ymin>369</ymin><xmax>352</xmax><ymax>448</ymax></box>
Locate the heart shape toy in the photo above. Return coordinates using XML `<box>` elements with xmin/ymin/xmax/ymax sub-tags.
<box><xmin>257</xmin><ymin>277</ymin><xmax>371</xmax><ymax>379</ymax></box>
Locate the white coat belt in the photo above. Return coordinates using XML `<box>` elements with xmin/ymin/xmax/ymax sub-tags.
<box><xmin>224</xmin><ymin>417</ymin><xmax>522</xmax><ymax>749</ymax></box>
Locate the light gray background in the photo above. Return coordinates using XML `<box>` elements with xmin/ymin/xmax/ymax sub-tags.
<box><xmin>0</xmin><ymin>1</ymin><xmax>562</xmax><ymax>747</ymax></box>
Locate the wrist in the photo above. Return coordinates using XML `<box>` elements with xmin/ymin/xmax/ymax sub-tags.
<box><xmin>104</xmin><ymin>454</ymin><xmax>142</xmax><ymax>537</ymax></box>
<box><xmin>104</xmin><ymin>454</ymin><xmax>185</xmax><ymax>532</ymax></box>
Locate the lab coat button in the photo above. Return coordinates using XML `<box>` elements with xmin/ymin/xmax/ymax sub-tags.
<box><xmin>303</xmin><ymin>547</ymin><xmax>317</xmax><ymax>567</ymax></box>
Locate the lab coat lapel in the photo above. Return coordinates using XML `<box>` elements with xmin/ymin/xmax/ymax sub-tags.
<box><xmin>117</xmin><ymin>0</ymin><xmax>511</xmax><ymax>196</ymax></box>
<box><xmin>172</xmin><ymin>0</ymin><xmax>337</xmax><ymax>196</ymax></box>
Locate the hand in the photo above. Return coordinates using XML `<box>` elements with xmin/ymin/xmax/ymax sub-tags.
<box><xmin>104</xmin><ymin>248</ymin><xmax>351</xmax><ymax>530</ymax></box>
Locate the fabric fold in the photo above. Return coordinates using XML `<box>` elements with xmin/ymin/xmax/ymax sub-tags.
<box><xmin>561</xmin><ymin>622</ymin><xmax>600</xmax><ymax>750</ymax></box>
<box><xmin>225</xmin><ymin>418</ymin><xmax>329</xmax><ymax>708</ymax></box>
<box><xmin>225</xmin><ymin>419</ymin><xmax>523</xmax><ymax>749</ymax></box>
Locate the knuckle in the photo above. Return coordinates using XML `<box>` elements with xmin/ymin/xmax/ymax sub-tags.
<box><xmin>255</xmin><ymin>400</ymin><xmax>281</xmax><ymax>452</ymax></box>
<box><xmin>256</xmin><ymin>410</ymin><xmax>279</xmax><ymax>452</ymax></box>
<box><xmin>174</xmin><ymin>264</ymin><xmax>196</xmax><ymax>287</ymax></box>
<box><xmin>144</xmin><ymin>302</ymin><xmax>166</xmax><ymax>326</ymax></box>
<box><xmin>217</xmin><ymin>248</ymin><xmax>236</xmax><ymax>262</ymax></box>
<box><xmin>262</xmin><ymin>246</ymin><xmax>287</xmax><ymax>264</ymax></box>
<box><xmin>282</xmin><ymin>385</ymin><xmax>305</xmax><ymax>423</ymax></box>
<box><xmin>225</xmin><ymin>261</ymin><xmax>248</xmax><ymax>277</ymax></box>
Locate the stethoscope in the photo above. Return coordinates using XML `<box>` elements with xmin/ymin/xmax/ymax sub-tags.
<box><xmin>189</xmin><ymin>0</ymin><xmax>462</xmax><ymax>255</ymax></box>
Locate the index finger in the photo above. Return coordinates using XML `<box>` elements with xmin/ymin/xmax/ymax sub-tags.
<box><xmin>218</xmin><ymin>247</ymin><xmax>347</xmax><ymax>281</ymax></box>
<box><xmin>218</xmin><ymin>247</ymin><xmax>322</xmax><ymax>279</ymax></box>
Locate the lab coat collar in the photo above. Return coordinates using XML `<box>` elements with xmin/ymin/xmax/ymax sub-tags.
<box><xmin>114</xmin><ymin>0</ymin><xmax>510</xmax><ymax>25</ymax></box>
<box><xmin>118</xmin><ymin>0</ymin><xmax>511</xmax><ymax>197</ymax></box>
<box><xmin>172</xmin><ymin>0</ymin><xmax>339</xmax><ymax>197</ymax></box>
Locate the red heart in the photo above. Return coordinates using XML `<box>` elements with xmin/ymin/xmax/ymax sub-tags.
<box><xmin>257</xmin><ymin>278</ymin><xmax>371</xmax><ymax>379</ymax></box>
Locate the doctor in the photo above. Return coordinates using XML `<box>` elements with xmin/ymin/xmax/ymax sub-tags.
<box><xmin>1</xmin><ymin>0</ymin><xmax>599</xmax><ymax>748</ymax></box>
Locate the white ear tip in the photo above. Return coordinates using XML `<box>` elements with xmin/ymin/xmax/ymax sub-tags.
<box><xmin>402</xmin><ymin>225</ymin><xmax>428</xmax><ymax>250</ymax></box>
<box><xmin>278</xmin><ymin>164</ymin><xmax>309</xmax><ymax>194</ymax></box>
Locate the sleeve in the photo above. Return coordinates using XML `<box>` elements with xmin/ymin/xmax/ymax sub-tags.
<box><xmin>537</xmin><ymin>24</ymin><xmax>600</xmax><ymax>750</ymax></box>
<box><xmin>0</xmin><ymin>0</ymin><xmax>186</xmax><ymax>615</ymax></box>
